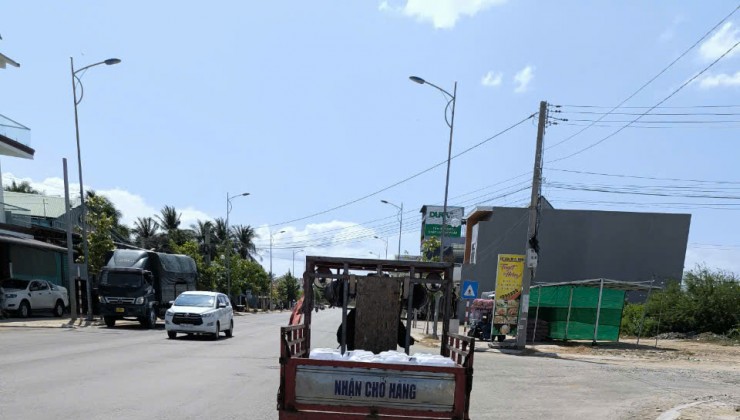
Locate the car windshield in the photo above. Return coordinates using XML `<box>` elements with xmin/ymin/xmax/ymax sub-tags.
<box><xmin>1</xmin><ymin>279</ymin><xmax>29</xmax><ymax>290</ymax></box>
<box><xmin>100</xmin><ymin>272</ymin><xmax>143</xmax><ymax>288</ymax></box>
<box><xmin>174</xmin><ymin>294</ymin><xmax>215</xmax><ymax>308</ymax></box>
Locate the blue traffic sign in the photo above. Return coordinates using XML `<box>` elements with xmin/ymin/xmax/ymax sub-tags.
<box><xmin>461</xmin><ymin>280</ymin><xmax>478</xmax><ymax>299</ymax></box>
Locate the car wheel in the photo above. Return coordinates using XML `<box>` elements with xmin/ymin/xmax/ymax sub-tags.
<box><xmin>53</xmin><ymin>300</ymin><xmax>65</xmax><ymax>317</ymax></box>
<box><xmin>143</xmin><ymin>308</ymin><xmax>157</xmax><ymax>329</ymax></box>
<box><xmin>212</xmin><ymin>321</ymin><xmax>220</xmax><ymax>340</ymax></box>
<box><xmin>104</xmin><ymin>316</ymin><xmax>116</xmax><ymax>328</ymax></box>
<box><xmin>225</xmin><ymin>320</ymin><xmax>233</xmax><ymax>338</ymax></box>
<box><xmin>167</xmin><ymin>331</ymin><xmax>177</xmax><ymax>339</ymax></box>
<box><xmin>18</xmin><ymin>300</ymin><xmax>31</xmax><ymax>318</ymax></box>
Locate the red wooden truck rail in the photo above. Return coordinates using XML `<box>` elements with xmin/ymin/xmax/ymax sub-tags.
<box><xmin>278</xmin><ymin>256</ymin><xmax>475</xmax><ymax>420</ymax></box>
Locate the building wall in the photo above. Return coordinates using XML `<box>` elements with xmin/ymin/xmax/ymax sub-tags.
<box><xmin>5</xmin><ymin>244</ymin><xmax>64</xmax><ymax>285</ymax></box>
<box><xmin>462</xmin><ymin>207</ymin><xmax>691</xmax><ymax>294</ymax></box>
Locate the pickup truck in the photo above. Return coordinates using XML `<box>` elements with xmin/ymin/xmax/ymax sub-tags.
<box><xmin>1</xmin><ymin>279</ymin><xmax>69</xmax><ymax>318</ymax></box>
<box><xmin>278</xmin><ymin>256</ymin><xmax>475</xmax><ymax>420</ymax></box>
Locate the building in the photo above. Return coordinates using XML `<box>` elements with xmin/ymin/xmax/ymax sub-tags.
<box><xmin>461</xmin><ymin>204</ymin><xmax>691</xmax><ymax>295</ymax></box>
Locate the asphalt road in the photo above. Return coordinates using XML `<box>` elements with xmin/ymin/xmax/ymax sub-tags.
<box><xmin>1</xmin><ymin>310</ymin><xmax>737</xmax><ymax>419</ymax></box>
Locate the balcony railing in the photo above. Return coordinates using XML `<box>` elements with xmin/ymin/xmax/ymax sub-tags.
<box><xmin>0</xmin><ymin>113</ymin><xmax>31</xmax><ymax>146</ymax></box>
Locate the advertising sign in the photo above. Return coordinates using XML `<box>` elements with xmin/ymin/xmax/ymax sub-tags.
<box><xmin>294</xmin><ymin>365</ymin><xmax>455</xmax><ymax>411</ymax></box>
<box><xmin>422</xmin><ymin>206</ymin><xmax>464</xmax><ymax>238</ymax></box>
<box><xmin>493</xmin><ymin>254</ymin><xmax>525</xmax><ymax>327</ymax></box>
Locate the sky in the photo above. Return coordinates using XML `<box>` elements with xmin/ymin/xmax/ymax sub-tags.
<box><xmin>1</xmin><ymin>0</ymin><xmax>739</xmax><ymax>277</ymax></box>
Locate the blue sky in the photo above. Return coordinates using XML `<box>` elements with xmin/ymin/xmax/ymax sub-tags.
<box><xmin>1</xmin><ymin>1</ymin><xmax>739</xmax><ymax>276</ymax></box>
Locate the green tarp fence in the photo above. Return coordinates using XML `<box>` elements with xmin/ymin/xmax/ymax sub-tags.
<box><xmin>529</xmin><ymin>285</ymin><xmax>626</xmax><ymax>341</ymax></box>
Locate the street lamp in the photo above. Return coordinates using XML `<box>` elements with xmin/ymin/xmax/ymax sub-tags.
<box><xmin>269</xmin><ymin>229</ymin><xmax>286</xmax><ymax>310</ymax></box>
<box><xmin>292</xmin><ymin>249</ymin><xmax>305</xmax><ymax>277</ymax></box>
<box><xmin>381</xmin><ymin>200</ymin><xmax>403</xmax><ymax>260</ymax></box>
<box><xmin>373</xmin><ymin>236</ymin><xmax>388</xmax><ymax>259</ymax></box>
<box><xmin>368</xmin><ymin>251</ymin><xmax>380</xmax><ymax>259</ymax></box>
<box><xmin>409</xmin><ymin>76</ymin><xmax>457</xmax><ymax>262</ymax></box>
<box><xmin>225</xmin><ymin>192</ymin><xmax>249</xmax><ymax>301</ymax></box>
<box><xmin>71</xmin><ymin>56</ymin><xmax>121</xmax><ymax>320</ymax></box>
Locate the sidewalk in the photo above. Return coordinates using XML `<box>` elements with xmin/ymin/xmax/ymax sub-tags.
<box><xmin>0</xmin><ymin>315</ymin><xmax>103</xmax><ymax>329</ymax></box>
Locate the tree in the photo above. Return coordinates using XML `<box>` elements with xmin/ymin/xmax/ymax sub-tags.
<box><xmin>276</xmin><ymin>271</ymin><xmax>302</xmax><ymax>307</ymax></box>
<box><xmin>132</xmin><ymin>217</ymin><xmax>159</xmax><ymax>249</ymax></box>
<box><xmin>80</xmin><ymin>195</ymin><xmax>115</xmax><ymax>276</ymax></box>
<box><xmin>156</xmin><ymin>205</ymin><xmax>187</xmax><ymax>246</ymax></box>
<box><xmin>86</xmin><ymin>190</ymin><xmax>131</xmax><ymax>244</ymax></box>
<box><xmin>213</xmin><ymin>217</ymin><xmax>229</xmax><ymax>244</ymax></box>
<box><xmin>421</xmin><ymin>237</ymin><xmax>441</xmax><ymax>262</ymax></box>
<box><xmin>4</xmin><ymin>180</ymin><xmax>39</xmax><ymax>194</ymax></box>
<box><xmin>232</xmin><ymin>224</ymin><xmax>259</xmax><ymax>260</ymax></box>
<box><xmin>190</xmin><ymin>220</ymin><xmax>215</xmax><ymax>261</ymax></box>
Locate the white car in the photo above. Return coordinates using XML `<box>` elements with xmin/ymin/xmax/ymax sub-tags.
<box><xmin>1</xmin><ymin>279</ymin><xmax>69</xmax><ymax>318</ymax></box>
<box><xmin>164</xmin><ymin>291</ymin><xmax>233</xmax><ymax>340</ymax></box>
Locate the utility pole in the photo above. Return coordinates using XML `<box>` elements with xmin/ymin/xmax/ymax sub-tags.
<box><xmin>515</xmin><ymin>101</ymin><xmax>548</xmax><ymax>350</ymax></box>
<box><xmin>63</xmin><ymin>158</ymin><xmax>77</xmax><ymax>321</ymax></box>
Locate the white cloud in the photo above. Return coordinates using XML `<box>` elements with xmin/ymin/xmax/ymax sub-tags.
<box><xmin>251</xmin><ymin>220</ymin><xmax>394</xmax><ymax>276</ymax></box>
<box><xmin>0</xmin><ymin>172</ymin><xmax>213</xmax><ymax>228</ymax></box>
<box><xmin>481</xmin><ymin>70</ymin><xmax>503</xmax><ymax>87</ymax></box>
<box><xmin>697</xmin><ymin>71</ymin><xmax>740</xmax><ymax>88</ymax></box>
<box><xmin>380</xmin><ymin>0</ymin><xmax>507</xmax><ymax>29</ymax></box>
<box><xmin>699</xmin><ymin>21</ymin><xmax>739</xmax><ymax>61</ymax></box>
<box><xmin>685</xmin><ymin>246</ymin><xmax>740</xmax><ymax>275</ymax></box>
<box><xmin>513</xmin><ymin>65</ymin><xmax>534</xmax><ymax>93</ymax></box>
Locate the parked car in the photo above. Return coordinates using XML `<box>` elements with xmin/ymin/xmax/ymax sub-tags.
<box><xmin>1</xmin><ymin>279</ymin><xmax>69</xmax><ymax>318</ymax></box>
<box><xmin>164</xmin><ymin>291</ymin><xmax>233</xmax><ymax>340</ymax></box>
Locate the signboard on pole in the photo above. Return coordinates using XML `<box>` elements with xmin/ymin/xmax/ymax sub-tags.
<box><xmin>461</xmin><ymin>280</ymin><xmax>478</xmax><ymax>300</ymax></box>
<box><xmin>422</xmin><ymin>206</ymin><xmax>464</xmax><ymax>238</ymax></box>
<box><xmin>493</xmin><ymin>254</ymin><xmax>525</xmax><ymax>328</ymax></box>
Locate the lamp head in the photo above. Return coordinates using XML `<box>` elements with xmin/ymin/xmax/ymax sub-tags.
<box><xmin>409</xmin><ymin>76</ymin><xmax>426</xmax><ymax>84</ymax></box>
<box><xmin>104</xmin><ymin>58</ymin><xmax>122</xmax><ymax>65</ymax></box>
<box><xmin>381</xmin><ymin>200</ymin><xmax>389</xmax><ymax>204</ymax></box>
<box><xmin>241</xmin><ymin>192</ymin><xmax>250</xmax><ymax>197</ymax></box>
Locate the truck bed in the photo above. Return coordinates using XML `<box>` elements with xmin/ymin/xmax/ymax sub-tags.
<box><xmin>278</xmin><ymin>325</ymin><xmax>474</xmax><ymax>420</ymax></box>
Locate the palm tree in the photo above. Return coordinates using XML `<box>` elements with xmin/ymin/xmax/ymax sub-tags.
<box><xmin>132</xmin><ymin>217</ymin><xmax>159</xmax><ymax>249</ymax></box>
<box><xmin>211</xmin><ymin>217</ymin><xmax>228</xmax><ymax>244</ymax></box>
<box><xmin>4</xmin><ymin>180</ymin><xmax>39</xmax><ymax>194</ymax></box>
<box><xmin>156</xmin><ymin>205</ymin><xmax>181</xmax><ymax>232</ymax></box>
<box><xmin>232</xmin><ymin>224</ymin><xmax>259</xmax><ymax>260</ymax></box>
<box><xmin>86</xmin><ymin>190</ymin><xmax>131</xmax><ymax>244</ymax></box>
<box><xmin>191</xmin><ymin>219</ymin><xmax>214</xmax><ymax>259</ymax></box>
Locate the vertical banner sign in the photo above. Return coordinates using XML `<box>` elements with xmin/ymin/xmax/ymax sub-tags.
<box><xmin>492</xmin><ymin>254</ymin><xmax>525</xmax><ymax>335</ymax></box>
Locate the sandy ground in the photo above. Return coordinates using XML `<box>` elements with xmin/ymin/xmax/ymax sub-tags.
<box><xmin>411</xmin><ymin>320</ymin><xmax>740</xmax><ymax>419</ymax></box>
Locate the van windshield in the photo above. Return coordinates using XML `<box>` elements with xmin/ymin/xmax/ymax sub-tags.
<box><xmin>101</xmin><ymin>272</ymin><xmax>143</xmax><ymax>288</ymax></box>
<box><xmin>174</xmin><ymin>294</ymin><xmax>216</xmax><ymax>308</ymax></box>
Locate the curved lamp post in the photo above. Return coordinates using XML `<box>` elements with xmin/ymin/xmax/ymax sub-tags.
<box><xmin>409</xmin><ymin>76</ymin><xmax>457</xmax><ymax>262</ymax></box>
<box><xmin>71</xmin><ymin>57</ymin><xmax>121</xmax><ymax>321</ymax></box>
<box><xmin>381</xmin><ymin>199</ymin><xmax>403</xmax><ymax>260</ymax></box>
<box><xmin>373</xmin><ymin>236</ymin><xmax>389</xmax><ymax>259</ymax></box>
<box><xmin>226</xmin><ymin>192</ymin><xmax>249</xmax><ymax>301</ymax></box>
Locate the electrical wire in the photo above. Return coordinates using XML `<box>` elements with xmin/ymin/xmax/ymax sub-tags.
<box><xmin>547</xmin><ymin>36</ymin><xmax>740</xmax><ymax>164</ymax></box>
<box><xmin>266</xmin><ymin>113</ymin><xmax>535</xmax><ymax>228</ymax></box>
<box><xmin>546</xmin><ymin>4</ymin><xmax>740</xmax><ymax>151</ymax></box>
<box><xmin>546</xmin><ymin>168</ymin><xmax>740</xmax><ymax>185</ymax></box>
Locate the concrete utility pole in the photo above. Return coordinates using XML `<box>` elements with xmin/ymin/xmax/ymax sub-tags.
<box><xmin>63</xmin><ymin>159</ymin><xmax>77</xmax><ymax>321</ymax></box>
<box><xmin>515</xmin><ymin>101</ymin><xmax>548</xmax><ymax>350</ymax></box>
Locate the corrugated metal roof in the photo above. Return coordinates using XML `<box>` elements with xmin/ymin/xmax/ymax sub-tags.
<box><xmin>0</xmin><ymin>234</ymin><xmax>67</xmax><ymax>253</ymax></box>
<box><xmin>2</xmin><ymin>191</ymin><xmax>80</xmax><ymax>218</ymax></box>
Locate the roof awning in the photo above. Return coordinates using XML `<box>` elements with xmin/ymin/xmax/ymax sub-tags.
<box><xmin>531</xmin><ymin>278</ymin><xmax>662</xmax><ymax>291</ymax></box>
<box><xmin>0</xmin><ymin>234</ymin><xmax>67</xmax><ymax>253</ymax></box>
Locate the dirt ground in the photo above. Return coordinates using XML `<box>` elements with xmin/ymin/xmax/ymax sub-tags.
<box><xmin>502</xmin><ymin>336</ymin><xmax>740</xmax><ymax>419</ymax></box>
<box><xmin>412</xmin><ymin>323</ymin><xmax>740</xmax><ymax>419</ymax></box>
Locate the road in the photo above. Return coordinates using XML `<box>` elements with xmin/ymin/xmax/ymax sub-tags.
<box><xmin>1</xmin><ymin>310</ymin><xmax>737</xmax><ymax>419</ymax></box>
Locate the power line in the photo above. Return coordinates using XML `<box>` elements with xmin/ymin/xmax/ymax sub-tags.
<box><xmin>558</xmin><ymin>104</ymin><xmax>740</xmax><ymax>109</ymax></box>
<box><xmin>546</xmin><ymin>4</ymin><xmax>740</xmax><ymax>151</ymax></box>
<box><xmin>547</xmin><ymin>168</ymin><xmax>740</xmax><ymax>184</ymax></box>
<box><xmin>547</xmin><ymin>36</ymin><xmax>740</xmax><ymax>164</ymax></box>
<box><xmin>267</xmin><ymin>113</ymin><xmax>535</xmax><ymax>228</ymax></box>
<box><xmin>560</xmin><ymin>110</ymin><xmax>740</xmax><ymax>116</ymax></box>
